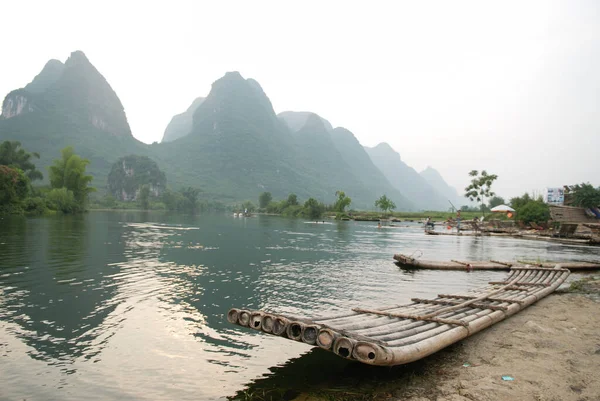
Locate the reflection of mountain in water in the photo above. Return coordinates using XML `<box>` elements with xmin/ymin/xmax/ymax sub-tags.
<box><xmin>0</xmin><ymin>214</ymin><xmax>126</xmax><ymax>369</ymax></box>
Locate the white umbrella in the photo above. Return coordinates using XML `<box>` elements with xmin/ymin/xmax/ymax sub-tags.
<box><xmin>490</xmin><ymin>205</ymin><xmax>515</xmax><ymax>213</ymax></box>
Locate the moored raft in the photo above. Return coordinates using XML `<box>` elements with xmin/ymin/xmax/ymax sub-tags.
<box><xmin>228</xmin><ymin>266</ymin><xmax>570</xmax><ymax>366</ymax></box>
<box><xmin>393</xmin><ymin>253</ymin><xmax>600</xmax><ymax>271</ymax></box>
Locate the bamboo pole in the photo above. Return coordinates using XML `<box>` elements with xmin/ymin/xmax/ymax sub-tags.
<box><xmin>351</xmin><ymin>307</ymin><xmax>469</xmax><ymax>326</ymax></box>
<box><xmin>411</xmin><ymin>298</ymin><xmax>509</xmax><ymax>311</ymax></box>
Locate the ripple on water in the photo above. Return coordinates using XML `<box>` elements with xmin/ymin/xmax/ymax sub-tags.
<box><xmin>0</xmin><ymin>213</ymin><xmax>599</xmax><ymax>400</ymax></box>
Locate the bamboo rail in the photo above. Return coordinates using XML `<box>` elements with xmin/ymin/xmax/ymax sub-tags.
<box><xmin>227</xmin><ymin>266</ymin><xmax>570</xmax><ymax>366</ymax></box>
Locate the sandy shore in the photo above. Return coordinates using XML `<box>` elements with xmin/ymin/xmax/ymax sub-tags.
<box><xmin>294</xmin><ymin>276</ymin><xmax>600</xmax><ymax>401</ymax></box>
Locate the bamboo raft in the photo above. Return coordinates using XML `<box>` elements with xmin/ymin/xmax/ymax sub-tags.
<box><xmin>228</xmin><ymin>266</ymin><xmax>570</xmax><ymax>366</ymax></box>
<box><xmin>425</xmin><ymin>229</ymin><xmax>596</xmax><ymax>245</ymax></box>
<box><xmin>393</xmin><ymin>253</ymin><xmax>600</xmax><ymax>270</ymax></box>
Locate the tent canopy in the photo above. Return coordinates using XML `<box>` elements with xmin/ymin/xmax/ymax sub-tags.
<box><xmin>491</xmin><ymin>204</ymin><xmax>515</xmax><ymax>213</ymax></box>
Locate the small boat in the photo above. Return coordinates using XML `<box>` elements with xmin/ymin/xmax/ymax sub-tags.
<box><xmin>393</xmin><ymin>253</ymin><xmax>600</xmax><ymax>271</ymax></box>
<box><xmin>228</xmin><ymin>266</ymin><xmax>570</xmax><ymax>366</ymax></box>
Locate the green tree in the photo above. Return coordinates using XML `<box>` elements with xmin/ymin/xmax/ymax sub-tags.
<box><xmin>180</xmin><ymin>187</ymin><xmax>200</xmax><ymax>213</ymax></box>
<box><xmin>517</xmin><ymin>200</ymin><xmax>550</xmax><ymax>225</ymax></box>
<box><xmin>375</xmin><ymin>194</ymin><xmax>396</xmax><ymax>215</ymax></box>
<box><xmin>565</xmin><ymin>183</ymin><xmax>600</xmax><ymax>208</ymax></box>
<box><xmin>259</xmin><ymin>192</ymin><xmax>272</xmax><ymax>209</ymax></box>
<box><xmin>488</xmin><ymin>196</ymin><xmax>505</xmax><ymax>209</ymax></box>
<box><xmin>0</xmin><ymin>166</ymin><xmax>29</xmax><ymax>212</ymax></box>
<box><xmin>303</xmin><ymin>197</ymin><xmax>324</xmax><ymax>220</ymax></box>
<box><xmin>464</xmin><ymin>170</ymin><xmax>498</xmax><ymax>216</ymax></box>
<box><xmin>46</xmin><ymin>188</ymin><xmax>77</xmax><ymax>213</ymax></box>
<box><xmin>287</xmin><ymin>193</ymin><xmax>298</xmax><ymax>206</ymax></box>
<box><xmin>242</xmin><ymin>200</ymin><xmax>256</xmax><ymax>213</ymax></box>
<box><xmin>139</xmin><ymin>184</ymin><xmax>150</xmax><ymax>210</ymax></box>
<box><xmin>510</xmin><ymin>193</ymin><xmax>533</xmax><ymax>210</ymax></box>
<box><xmin>0</xmin><ymin>140</ymin><xmax>43</xmax><ymax>181</ymax></box>
<box><xmin>48</xmin><ymin>146</ymin><xmax>96</xmax><ymax>208</ymax></box>
<box><xmin>333</xmin><ymin>190</ymin><xmax>351</xmax><ymax>213</ymax></box>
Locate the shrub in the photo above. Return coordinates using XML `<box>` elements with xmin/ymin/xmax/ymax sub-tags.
<box><xmin>23</xmin><ymin>197</ymin><xmax>48</xmax><ymax>215</ymax></box>
<box><xmin>517</xmin><ymin>201</ymin><xmax>550</xmax><ymax>225</ymax></box>
<box><xmin>47</xmin><ymin>188</ymin><xmax>79</xmax><ymax>213</ymax></box>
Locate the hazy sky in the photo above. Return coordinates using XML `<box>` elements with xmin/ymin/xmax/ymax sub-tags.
<box><xmin>1</xmin><ymin>1</ymin><xmax>598</xmax><ymax>199</ymax></box>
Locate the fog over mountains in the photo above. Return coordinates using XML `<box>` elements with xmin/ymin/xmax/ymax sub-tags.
<box><xmin>1</xmin><ymin>51</ymin><xmax>466</xmax><ymax>210</ymax></box>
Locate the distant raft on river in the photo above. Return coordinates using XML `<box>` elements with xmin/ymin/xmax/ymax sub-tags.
<box><xmin>393</xmin><ymin>253</ymin><xmax>600</xmax><ymax>271</ymax></box>
<box><xmin>228</xmin><ymin>266</ymin><xmax>569</xmax><ymax>366</ymax></box>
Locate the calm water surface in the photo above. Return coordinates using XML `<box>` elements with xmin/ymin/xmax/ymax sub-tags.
<box><xmin>1</xmin><ymin>212</ymin><xmax>598</xmax><ymax>400</ymax></box>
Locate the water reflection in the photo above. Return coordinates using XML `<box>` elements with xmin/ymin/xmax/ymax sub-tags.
<box><xmin>0</xmin><ymin>212</ymin><xmax>598</xmax><ymax>401</ymax></box>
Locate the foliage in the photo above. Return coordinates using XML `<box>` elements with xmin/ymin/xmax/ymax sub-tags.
<box><xmin>564</xmin><ymin>183</ymin><xmax>600</xmax><ymax>208</ymax></box>
<box><xmin>22</xmin><ymin>197</ymin><xmax>48</xmax><ymax>215</ymax></box>
<box><xmin>259</xmin><ymin>192</ymin><xmax>272</xmax><ymax>209</ymax></box>
<box><xmin>102</xmin><ymin>194</ymin><xmax>117</xmax><ymax>208</ymax></box>
<box><xmin>0</xmin><ymin>140</ymin><xmax>43</xmax><ymax>181</ymax></box>
<box><xmin>303</xmin><ymin>197</ymin><xmax>324</xmax><ymax>220</ymax></box>
<box><xmin>0</xmin><ymin>165</ymin><xmax>30</xmax><ymax>213</ymax></box>
<box><xmin>333</xmin><ymin>190</ymin><xmax>351</xmax><ymax>213</ymax></box>
<box><xmin>107</xmin><ymin>155</ymin><xmax>166</xmax><ymax>201</ymax></box>
<box><xmin>240</xmin><ymin>200</ymin><xmax>256</xmax><ymax>213</ymax></box>
<box><xmin>517</xmin><ymin>200</ymin><xmax>550</xmax><ymax>225</ymax></box>
<box><xmin>464</xmin><ymin>170</ymin><xmax>498</xmax><ymax>214</ymax></box>
<box><xmin>460</xmin><ymin>205</ymin><xmax>480</xmax><ymax>212</ymax></box>
<box><xmin>46</xmin><ymin>187</ymin><xmax>79</xmax><ymax>213</ymax></box>
<box><xmin>510</xmin><ymin>193</ymin><xmax>533</xmax><ymax>210</ymax></box>
<box><xmin>488</xmin><ymin>196</ymin><xmax>505</xmax><ymax>209</ymax></box>
<box><xmin>374</xmin><ymin>194</ymin><xmax>396</xmax><ymax>215</ymax></box>
<box><xmin>161</xmin><ymin>187</ymin><xmax>203</xmax><ymax>213</ymax></box>
<box><xmin>48</xmin><ymin>146</ymin><xmax>96</xmax><ymax>208</ymax></box>
<box><xmin>287</xmin><ymin>193</ymin><xmax>298</xmax><ymax>206</ymax></box>
<box><xmin>138</xmin><ymin>184</ymin><xmax>150</xmax><ymax>210</ymax></box>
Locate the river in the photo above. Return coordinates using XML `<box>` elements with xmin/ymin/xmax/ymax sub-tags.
<box><xmin>0</xmin><ymin>211</ymin><xmax>598</xmax><ymax>400</ymax></box>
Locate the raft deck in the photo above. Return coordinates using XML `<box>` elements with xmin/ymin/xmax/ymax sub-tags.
<box><xmin>228</xmin><ymin>266</ymin><xmax>570</xmax><ymax>366</ymax></box>
<box><xmin>393</xmin><ymin>253</ymin><xmax>600</xmax><ymax>271</ymax></box>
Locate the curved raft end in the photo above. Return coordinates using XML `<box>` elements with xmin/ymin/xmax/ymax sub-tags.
<box><xmin>301</xmin><ymin>325</ymin><xmax>320</xmax><ymax>345</ymax></box>
<box><xmin>286</xmin><ymin>321</ymin><xmax>305</xmax><ymax>341</ymax></box>
<box><xmin>316</xmin><ymin>328</ymin><xmax>338</xmax><ymax>350</ymax></box>
<box><xmin>352</xmin><ymin>342</ymin><xmax>394</xmax><ymax>365</ymax></box>
<box><xmin>261</xmin><ymin>314</ymin><xmax>275</xmax><ymax>333</ymax></box>
<box><xmin>227</xmin><ymin>308</ymin><xmax>240</xmax><ymax>324</ymax></box>
<box><xmin>271</xmin><ymin>316</ymin><xmax>289</xmax><ymax>336</ymax></box>
<box><xmin>333</xmin><ymin>337</ymin><xmax>356</xmax><ymax>359</ymax></box>
<box><xmin>238</xmin><ymin>310</ymin><xmax>251</xmax><ymax>327</ymax></box>
<box><xmin>250</xmin><ymin>312</ymin><xmax>264</xmax><ymax>330</ymax></box>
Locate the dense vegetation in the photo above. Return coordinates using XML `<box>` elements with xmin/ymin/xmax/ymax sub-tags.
<box><xmin>509</xmin><ymin>193</ymin><xmax>550</xmax><ymax>225</ymax></box>
<box><xmin>259</xmin><ymin>191</ymin><xmax>326</xmax><ymax>219</ymax></box>
<box><xmin>0</xmin><ymin>141</ymin><xmax>95</xmax><ymax>215</ymax></box>
<box><xmin>564</xmin><ymin>183</ymin><xmax>600</xmax><ymax>208</ymax></box>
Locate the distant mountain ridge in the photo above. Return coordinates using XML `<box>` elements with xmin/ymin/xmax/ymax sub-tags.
<box><xmin>364</xmin><ymin>143</ymin><xmax>450</xmax><ymax>211</ymax></box>
<box><xmin>161</xmin><ymin>97</ymin><xmax>205</xmax><ymax>142</ymax></box>
<box><xmin>420</xmin><ymin>166</ymin><xmax>464</xmax><ymax>208</ymax></box>
<box><xmin>1</xmin><ymin>51</ymin><xmax>460</xmax><ymax>210</ymax></box>
<box><xmin>0</xmin><ymin>50</ymin><xmax>145</xmax><ymax>188</ymax></box>
<box><xmin>278</xmin><ymin>111</ymin><xmax>333</xmax><ymax>133</ymax></box>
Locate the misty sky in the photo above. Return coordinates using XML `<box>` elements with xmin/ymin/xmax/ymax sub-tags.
<box><xmin>1</xmin><ymin>1</ymin><xmax>598</xmax><ymax>199</ymax></box>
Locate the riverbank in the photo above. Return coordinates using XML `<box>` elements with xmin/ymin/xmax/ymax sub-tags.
<box><xmin>292</xmin><ymin>276</ymin><xmax>600</xmax><ymax>401</ymax></box>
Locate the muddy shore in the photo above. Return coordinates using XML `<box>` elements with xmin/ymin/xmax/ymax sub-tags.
<box><xmin>290</xmin><ymin>276</ymin><xmax>600</xmax><ymax>401</ymax></box>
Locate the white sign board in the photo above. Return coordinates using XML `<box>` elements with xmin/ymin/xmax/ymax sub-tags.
<box><xmin>544</xmin><ymin>188</ymin><xmax>564</xmax><ymax>205</ymax></box>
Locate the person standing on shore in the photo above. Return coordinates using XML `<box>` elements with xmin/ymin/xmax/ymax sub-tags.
<box><xmin>456</xmin><ymin>210</ymin><xmax>461</xmax><ymax>232</ymax></box>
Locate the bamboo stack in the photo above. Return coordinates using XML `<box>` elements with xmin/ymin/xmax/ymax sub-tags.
<box><xmin>227</xmin><ymin>266</ymin><xmax>570</xmax><ymax>366</ymax></box>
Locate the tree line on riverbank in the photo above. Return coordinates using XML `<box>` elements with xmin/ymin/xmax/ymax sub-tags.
<box><xmin>0</xmin><ymin>141</ymin><xmax>96</xmax><ymax>215</ymax></box>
